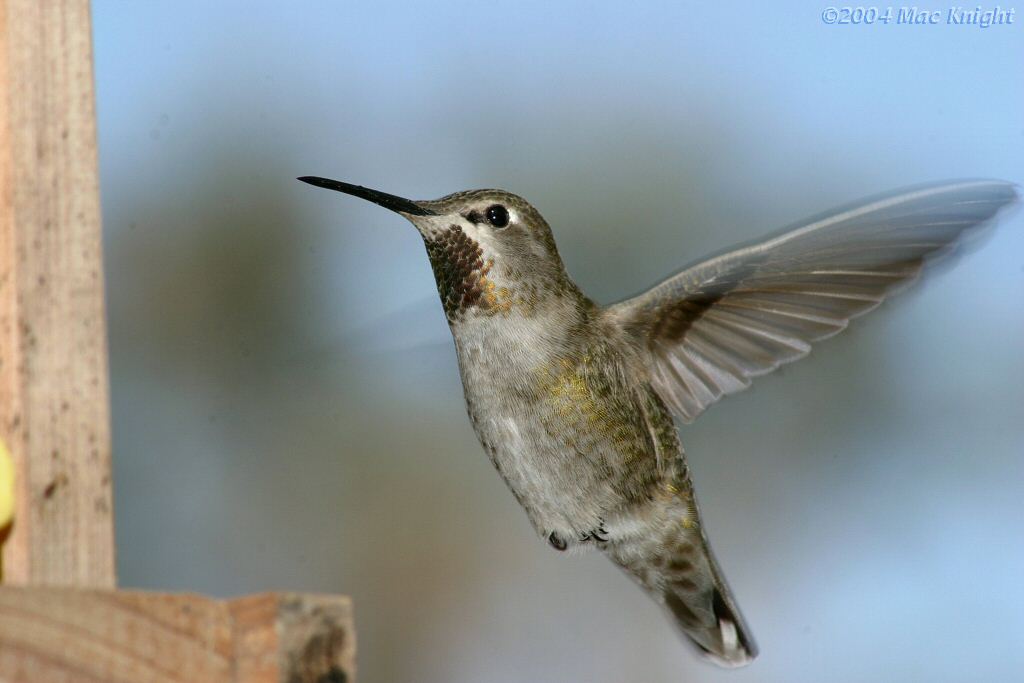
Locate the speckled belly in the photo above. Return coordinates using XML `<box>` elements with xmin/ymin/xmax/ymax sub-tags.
<box><xmin>457</xmin><ymin>339</ymin><xmax>663</xmax><ymax>539</ymax></box>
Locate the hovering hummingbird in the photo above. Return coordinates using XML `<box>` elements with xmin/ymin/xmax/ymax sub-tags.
<box><xmin>298</xmin><ymin>175</ymin><xmax>1017</xmax><ymax>666</ymax></box>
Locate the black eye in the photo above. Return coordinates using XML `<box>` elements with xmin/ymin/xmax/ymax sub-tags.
<box><xmin>486</xmin><ymin>204</ymin><xmax>509</xmax><ymax>228</ymax></box>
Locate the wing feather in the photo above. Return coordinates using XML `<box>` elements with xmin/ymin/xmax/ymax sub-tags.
<box><xmin>607</xmin><ymin>180</ymin><xmax>1018</xmax><ymax>422</ymax></box>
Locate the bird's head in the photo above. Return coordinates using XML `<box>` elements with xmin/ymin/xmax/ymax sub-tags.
<box><xmin>299</xmin><ymin>176</ymin><xmax>583</xmax><ymax>322</ymax></box>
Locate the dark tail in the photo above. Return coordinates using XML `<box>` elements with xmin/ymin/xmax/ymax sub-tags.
<box><xmin>606</xmin><ymin>520</ymin><xmax>757</xmax><ymax>667</ymax></box>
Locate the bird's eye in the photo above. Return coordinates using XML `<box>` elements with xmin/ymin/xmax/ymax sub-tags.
<box><xmin>486</xmin><ymin>204</ymin><xmax>510</xmax><ymax>228</ymax></box>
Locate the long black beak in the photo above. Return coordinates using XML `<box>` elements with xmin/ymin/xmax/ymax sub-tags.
<box><xmin>297</xmin><ymin>176</ymin><xmax>435</xmax><ymax>216</ymax></box>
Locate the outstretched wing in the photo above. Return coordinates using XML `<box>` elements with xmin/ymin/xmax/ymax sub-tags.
<box><xmin>605</xmin><ymin>180</ymin><xmax>1018</xmax><ymax>423</ymax></box>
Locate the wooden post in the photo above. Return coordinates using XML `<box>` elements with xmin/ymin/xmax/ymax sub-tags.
<box><xmin>0</xmin><ymin>0</ymin><xmax>114</xmax><ymax>586</ymax></box>
<box><xmin>0</xmin><ymin>3</ymin><xmax>357</xmax><ymax>680</ymax></box>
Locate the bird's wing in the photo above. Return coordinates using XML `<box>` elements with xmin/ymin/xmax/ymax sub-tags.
<box><xmin>604</xmin><ymin>180</ymin><xmax>1018</xmax><ymax>423</ymax></box>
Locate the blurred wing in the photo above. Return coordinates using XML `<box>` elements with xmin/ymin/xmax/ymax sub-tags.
<box><xmin>606</xmin><ymin>180</ymin><xmax>1018</xmax><ymax>423</ymax></box>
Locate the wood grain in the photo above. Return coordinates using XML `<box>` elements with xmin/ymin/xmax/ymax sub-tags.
<box><xmin>0</xmin><ymin>0</ymin><xmax>114</xmax><ymax>584</ymax></box>
<box><xmin>0</xmin><ymin>587</ymin><xmax>356</xmax><ymax>683</ymax></box>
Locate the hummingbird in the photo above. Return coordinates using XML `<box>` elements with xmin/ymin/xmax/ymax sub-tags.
<box><xmin>298</xmin><ymin>175</ymin><xmax>1017</xmax><ymax>666</ymax></box>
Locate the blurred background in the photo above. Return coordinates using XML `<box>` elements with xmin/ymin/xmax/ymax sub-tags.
<box><xmin>92</xmin><ymin>2</ymin><xmax>1023</xmax><ymax>682</ymax></box>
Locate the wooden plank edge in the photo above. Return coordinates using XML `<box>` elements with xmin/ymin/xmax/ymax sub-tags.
<box><xmin>0</xmin><ymin>587</ymin><xmax>355</xmax><ymax>683</ymax></box>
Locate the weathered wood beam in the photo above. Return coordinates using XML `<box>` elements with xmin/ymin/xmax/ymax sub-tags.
<box><xmin>0</xmin><ymin>0</ymin><xmax>114</xmax><ymax>584</ymax></box>
<box><xmin>0</xmin><ymin>6</ymin><xmax>358</xmax><ymax>680</ymax></box>
<box><xmin>0</xmin><ymin>587</ymin><xmax>356</xmax><ymax>682</ymax></box>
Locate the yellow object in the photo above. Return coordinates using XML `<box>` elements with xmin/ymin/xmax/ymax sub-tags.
<box><xmin>0</xmin><ymin>437</ymin><xmax>12</xmax><ymax>581</ymax></box>
<box><xmin>0</xmin><ymin>438</ymin><xmax>12</xmax><ymax>531</ymax></box>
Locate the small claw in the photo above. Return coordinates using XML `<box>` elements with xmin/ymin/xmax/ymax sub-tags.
<box><xmin>548</xmin><ymin>532</ymin><xmax>568</xmax><ymax>551</ymax></box>
<box><xmin>580</xmin><ymin>523</ymin><xmax>610</xmax><ymax>544</ymax></box>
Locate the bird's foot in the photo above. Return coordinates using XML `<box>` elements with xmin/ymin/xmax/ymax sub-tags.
<box><xmin>549</xmin><ymin>521</ymin><xmax>610</xmax><ymax>551</ymax></box>
<box><xmin>548</xmin><ymin>531</ymin><xmax>568</xmax><ymax>551</ymax></box>
<box><xmin>580</xmin><ymin>520</ymin><xmax>610</xmax><ymax>544</ymax></box>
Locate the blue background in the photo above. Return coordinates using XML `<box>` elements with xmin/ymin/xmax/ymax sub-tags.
<box><xmin>94</xmin><ymin>3</ymin><xmax>1023</xmax><ymax>681</ymax></box>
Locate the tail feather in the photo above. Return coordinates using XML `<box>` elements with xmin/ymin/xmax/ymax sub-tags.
<box><xmin>665</xmin><ymin>579</ymin><xmax>757</xmax><ymax>667</ymax></box>
<box><xmin>606</xmin><ymin>519</ymin><xmax>757</xmax><ymax>667</ymax></box>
